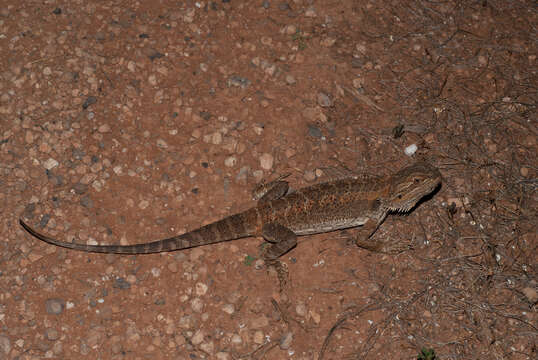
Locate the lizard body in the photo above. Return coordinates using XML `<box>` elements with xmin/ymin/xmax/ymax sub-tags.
<box><xmin>20</xmin><ymin>162</ymin><xmax>441</xmax><ymax>257</ymax></box>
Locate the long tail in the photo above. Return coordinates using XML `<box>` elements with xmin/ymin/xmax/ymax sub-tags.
<box><xmin>19</xmin><ymin>211</ymin><xmax>257</xmax><ymax>254</ymax></box>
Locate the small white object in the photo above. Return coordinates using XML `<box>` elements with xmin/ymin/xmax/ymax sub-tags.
<box><xmin>404</xmin><ymin>144</ymin><xmax>418</xmax><ymax>156</ymax></box>
<box><xmin>43</xmin><ymin>158</ymin><xmax>59</xmax><ymax>170</ymax></box>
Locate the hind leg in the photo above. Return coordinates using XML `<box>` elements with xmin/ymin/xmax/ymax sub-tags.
<box><xmin>260</xmin><ymin>222</ymin><xmax>297</xmax><ymax>291</ymax></box>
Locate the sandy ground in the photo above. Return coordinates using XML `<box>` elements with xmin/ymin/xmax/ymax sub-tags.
<box><xmin>1</xmin><ymin>1</ymin><xmax>536</xmax><ymax>359</ymax></box>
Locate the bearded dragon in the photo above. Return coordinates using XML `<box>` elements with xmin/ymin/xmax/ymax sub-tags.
<box><xmin>19</xmin><ymin>162</ymin><xmax>441</xmax><ymax>259</ymax></box>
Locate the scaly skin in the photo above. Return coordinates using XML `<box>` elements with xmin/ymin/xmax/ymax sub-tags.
<box><xmin>19</xmin><ymin>162</ymin><xmax>441</xmax><ymax>256</ymax></box>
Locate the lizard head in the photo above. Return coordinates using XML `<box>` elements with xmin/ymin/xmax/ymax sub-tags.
<box><xmin>387</xmin><ymin>162</ymin><xmax>442</xmax><ymax>212</ymax></box>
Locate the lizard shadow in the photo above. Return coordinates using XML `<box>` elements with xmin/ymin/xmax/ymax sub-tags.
<box><xmin>411</xmin><ymin>182</ymin><xmax>442</xmax><ymax>212</ymax></box>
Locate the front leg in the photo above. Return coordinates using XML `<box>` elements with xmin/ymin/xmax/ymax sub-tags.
<box><xmin>261</xmin><ymin>222</ymin><xmax>298</xmax><ymax>291</ymax></box>
<box><xmin>353</xmin><ymin>219</ymin><xmax>411</xmax><ymax>254</ymax></box>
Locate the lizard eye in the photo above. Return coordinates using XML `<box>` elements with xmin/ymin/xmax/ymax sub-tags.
<box><xmin>414</xmin><ymin>178</ymin><xmax>420</xmax><ymax>183</ymax></box>
<box><xmin>397</xmin><ymin>194</ymin><xmax>403</xmax><ymax>199</ymax></box>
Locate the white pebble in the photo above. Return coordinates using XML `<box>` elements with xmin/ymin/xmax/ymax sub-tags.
<box><xmin>224</xmin><ymin>156</ymin><xmax>237</xmax><ymax>167</ymax></box>
<box><xmin>195</xmin><ymin>282</ymin><xmax>208</xmax><ymax>296</ymax></box>
<box><xmin>259</xmin><ymin>153</ymin><xmax>274</xmax><ymax>170</ymax></box>
<box><xmin>151</xmin><ymin>267</ymin><xmax>161</xmax><ymax>277</ymax></box>
<box><xmin>138</xmin><ymin>200</ymin><xmax>149</xmax><ymax>209</ymax></box>
<box><xmin>404</xmin><ymin>144</ymin><xmax>418</xmax><ymax>156</ymax></box>
<box><xmin>98</xmin><ymin>124</ymin><xmax>110</xmax><ymax>133</ymax></box>
<box><xmin>221</xmin><ymin>304</ymin><xmax>235</xmax><ymax>315</ymax></box>
<box><xmin>191</xmin><ymin>297</ymin><xmax>204</xmax><ymax>313</ymax></box>
<box><xmin>211</xmin><ymin>132</ymin><xmax>222</xmax><ymax>145</ymax></box>
<box><xmin>43</xmin><ymin>158</ymin><xmax>59</xmax><ymax>170</ymax></box>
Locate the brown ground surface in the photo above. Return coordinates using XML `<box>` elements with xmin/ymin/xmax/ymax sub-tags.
<box><xmin>1</xmin><ymin>1</ymin><xmax>536</xmax><ymax>359</ymax></box>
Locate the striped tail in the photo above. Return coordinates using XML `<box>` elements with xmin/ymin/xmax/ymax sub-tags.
<box><xmin>19</xmin><ymin>211</ymin><xmax>257</xmax><ymax>254</ymax></box>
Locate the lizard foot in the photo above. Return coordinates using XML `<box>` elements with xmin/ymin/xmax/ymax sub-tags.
<box><xmin>265</xmin><ymin>258</ymin><xmax>290</xmax><ymax>292</ymax></box>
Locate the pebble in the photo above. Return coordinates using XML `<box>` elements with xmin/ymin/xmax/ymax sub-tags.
<box><xmin>45</xmin><ymin>298</ymin><xmax>65</xmax><ymax>315</ymax></box>
<box><xmin>73</xmin><ymin>183</ymin><xmax>88</xmax><ymax>195</ymax></box>
<box><xmin>404</xmin><ymin>144</ymin><xmax>418</xmax><ymax>156</ymax></box>
<box><xmin>195</xmin><ymin>282</ymin><xmax>208</xmax><ymax>296</ymax></box>
<box><xmin>279</xmin><ymin>332</ymin><xmax>293</xmax><ymax>350</ymax></box>
<box><xmin>221</xmin><ymin>304</ymin><xmax>235</xmax><ymax>315</ymax></box>
<box><xmin>43</xmin><ymin>158</ymin><xmax>59</xmax><ymax>170</ymax></box>
<box><xmin>151</xmin><ymin>267</ymin><xmax>161</xmax><ymax>277</ymax></box>
<box><xmin>138</xmin><ymin>200</ymin><xmax>149</xmax><ymax>209</ymax></box>
<box><xmin>82</xmin><ymin>96</ymin><xmax>97</xmax><ymax>110</ymax></box>
<box><xmin>98</xmin><ymin>124</ymin><xmax>110</xmax><ymax>133</ymax></box>
<box><xmin>253</xmin><ymin>124</ymin><xmax>264</xmax><ymax>135</ymax></box>
<box><xmin>285</xmin><ymin>148</ymin><xmax>296</xmax><ymax>158</ymax></box>
<box><xmin>307</xmin><ymin>124</ymin><xmax>322</xmax><ymax>138</ymax></box>
<box><xmin>317</xmin><ymin>92</ymin><xmax>332</xmax><ymax>107</ymax></box>
<box><xmin>295</xmin><ymin>302</ymin><xmax>307</xmax><ymax>317</ymax></box>
<box><xmin>320</xmin><ymin>37</ymin><xmax>336</xmax><ymax>47</ymax></box>
<box><xmin>0</xmin><ymin>335</ymin><xmax>10</xmax><ymax>355</ymax></box>
<box><xmin>127</xmin><ymin>61</ymin><xmax>136</xmax><ymax>72</ymax></box>
<box><xmin>227</xmin><ymin>75</ymin><xmax>251</xmax><ymax>88</ymax></box>
<box><xmin>92</xmin><ymin>180</ymin><xmax>104</xmax><ymax>192</ymax></box>
<box><xmin>191</xmin><ymin>297</ymin><xmax>204</xmax><ymax>312</ymax></box>
<box><xmin>224</xmin><ymin>156</ymin><xmax>237</xmax><ymax>167</ymax></box>
<box><xmin>285</xmin><ymin>74</ymin><xmax>296</xmax><ymax>85</ymax></box>
<box><xmin>45</xmin><ymin>328</ymin><xmax>59</xmax><ymax>341</ymax></box>
<box><xmin>308</xmin><ymin>310</ymin><xmax>321</xmax><ymax>324</ymax></box>
<box><xmin>113</xmin><ymin>165</ymin><xmax>123</xmax><ymax>175</ymax></box>
<box><xmin>211</xmin><ymin>132</ymin><xmax>223</xmax><ymax>145</ymax></box>
<box><xmin>284</xmin><ymin>24</ymin><xmax>296</xmax><ymax>35</ymax></box>
<box><xmin>25</xmin><ymin>130</ymin><xmax>34</xmax><ymax>144</ymax></box>
<box><xmin>231</xmin><ymin>334</ymin><xmax>242</xmax><ymax>344</ymax></box>
<box><xmin>259</xmin><ymin>153</ymin><xmax>274</xmax><ymax>170</ymax></box>
<box><xmin>304</xmin><ymin>7</ymin><xmax>317</xmax><ymax>17</ymax></box>
<box><xmin>117</xmin><ymin>276</ymin><xmax>133</xmax><ymax>288</ymax></box>
<box><xmin>191</xmin><ymin>330</ymin><xmax>204</xmax><ymax>345</ymax></box>
<box><xmin>174</xmin><ymin>334</ymin><xmax>186</xmax><ymax>346</ymax></box>
<box><xmin>80</xmin><ymin>195</ymin><xmax>93</xmax><ymax>208</ymax></box>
